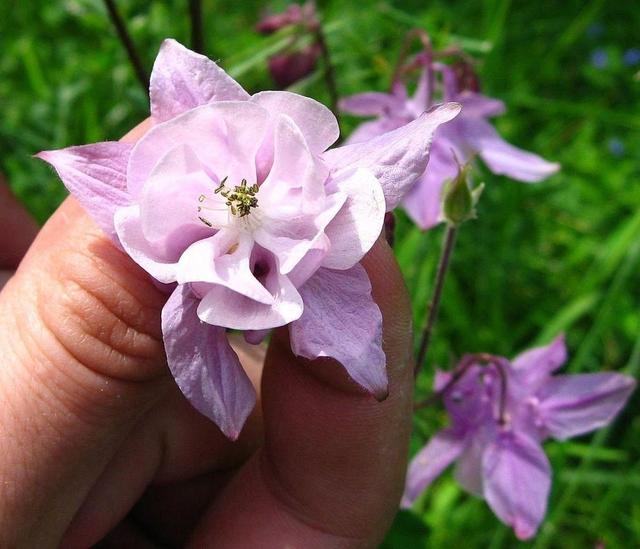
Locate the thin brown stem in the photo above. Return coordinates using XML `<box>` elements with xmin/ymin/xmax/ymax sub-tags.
<box><xmin>414</xmin><ymin>224</ymin><xmax>458</xmax><ymax>377</ymax></box>
<box><xmin>391</xmin><ymin>28</ymin><xmax>432</xmax><ymax>88</ymax></box>
<box><xmin>414</xmin><ymin>354</ymin><xmax>476</xmax><ymax>410</ymax></box>
<box><xmin>102</xmin><ymin>0</ymin><xmax>149</xmax><ymax>95</ymax></box>
<box><xmin>189</xmin><ymin>0</ymin><xmax>205</xmax><ymax>54</ymax></box>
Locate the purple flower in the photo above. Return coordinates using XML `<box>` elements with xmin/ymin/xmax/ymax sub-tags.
<box><xmin>340</xmin><ymin>61</ymin><xmax>559</xmax><ymax>230</ymax></box>
<box><xmin>590</xmin><ymin>48</ymin><xmax>609</xmax><ymax>69</ymax></box>
<box><xmin>37</xmin><ymin>39</ymin><xmax>460</xmax><ymax>439</ymax></box>
<box><xmin>402</xmin><ymin>335</ymin><xmax>635</xmax><ymax>540</ymax></box>
<box><xmin>623</xmin><ymin>48</ymin><xmax>640</xmax><ymax>67</ymax></box>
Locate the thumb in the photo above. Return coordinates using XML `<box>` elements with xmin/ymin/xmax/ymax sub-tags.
<box><xmin>0</xmin><ymin>197</ymin><xmax>170</xmax><ymax>545</ymax></box>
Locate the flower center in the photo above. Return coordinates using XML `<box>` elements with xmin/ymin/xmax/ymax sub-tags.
<box><xmin>198</xmin><ymin>176</ymin><xmax>260</xmax><ymax>228</ymax></box>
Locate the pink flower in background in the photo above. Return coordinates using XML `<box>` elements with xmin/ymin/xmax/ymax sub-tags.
<box><xmin>38</xmin><ymin>39</ymin><xmax>460</xmax><ymax>439</ymax></box>
<box><xmin>341</xmin><ymin>60</ymin><xmax>559</xmax><ymax>230</ymax></box>
<box><xmin>401</xmin><ymin>335</ymin><xmax>635</xmax><ymax>539</ymax></box>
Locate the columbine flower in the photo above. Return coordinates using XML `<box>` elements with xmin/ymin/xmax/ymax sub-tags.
<box><xmin>340</xmin><ymin>56</ymin><xmax>559</xmax><ymax>230</ymax></box>
<box><xmin>37</xmin><ymin>39</ymin><xmax>460</xmax><ymax>439</ymax></box>
<box><xmin>402</xmin><ymin>335</ymin><xmax>635</xmax><ymax>540</ymax></box>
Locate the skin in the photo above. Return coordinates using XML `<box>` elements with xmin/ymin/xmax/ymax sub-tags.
<box><xmin>0</xmin><ymin>124</ymin><xmax>414</xmax><ymax>548</ymax></box>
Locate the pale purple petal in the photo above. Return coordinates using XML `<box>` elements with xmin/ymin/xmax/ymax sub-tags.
<box><xmin>128</xmin><ymin>102</ymin><xmax>269</xmax><ymax>197</ymax></box>
<box><xmin>454</xmin><ymin>435</ymin><xmax>486</xmax><ymax>497</ymax></box>
<box><xmin>535</xmin><ymin>372</ymin><xmax>636</xmax><ymax>440</ymax></box>
<box><xmin>177</xmin><ymin>231</ymin><xmax>274</xmax><ymax>305</ymax></box>
<box><xmin>483</xmin><ymin>432</ymin><xmax>551</xmax><ymax>540</ymax></box>
<box><xmin>251</xmin><ymin>91</ymin><xmax>339</xmax><ymax>153</ymax></box>
<box><xmin>259</xmin><ymin>114</ymin><xmax>329</xmax><ymax>213</ymax></box>
<box><xmin>458</xmin><ymin>92</ymin><xmax>506</xmax><ymax>118</ymax></box>
<box><xmin>114</xmin><ymin>205</ymin><xmax>178</xmax><ymax>283</ymax></box>
<box><xmin>460</xmin><ymin>118</ymin><xmax>560</xmax><ymax>182</ymax></box>
<box><xmin>289</xmin><ymin>264</ymin><xmax>387</xmax><ymax>399</ymax></box>
<box><xmin>339</xmin><ymin>92</ymin><xmax>406</xmax><ymax>117</ymax></box>
<box><xmin>36</xmin><ymin>142</ymin><xmax>132</xmax><ymax>243</ymax></box>
<box><xmin>401</xmin><ymin>138</ymin><xmax>458</xmax><ymax>230</ymax></box>
<box><xmin>287</xmin><ymin>233</ymin><xmax>330</xmax><ymax>288</ymax></box>
<box><xmin>401</xmin><ymin>429</ymin><xmax>466</xmax><ymax>507</ymax></box>
<box><xmin>139</xmin><ymin>145</ymin><xmax>214</xmax><ymax>257</ymax></box>
<box><xmin>512</xmin><ymin>334</ymin><xmax>567</xmax><ymax>389</ymax></box>
<box><xmin>323</xmin><ymin>103</ymin><xmax>462</xmax><ymax>210</ymax></box>
<box><xmin>322</xmin><ymin>168</ymin><xmax>385</xmax><ymax>270</ymax></box>
<box><xmin>150</xmin><ymin>39</ymin><xmax>249</xmax><ymax>123</ymax></box>
<box><xmin>197</xmin><ymin>251</ymin><xmax>303</xmax><ymax>330</ymax></box>
<box><xmin>344</xmin><ymin>117</ymin><xmax>405</xmax><ymax>145</ymax></box>
<box><xmin>161</xmin><ymin>284</ymin><xmax>256</xmax><ymax>439</ymax></box>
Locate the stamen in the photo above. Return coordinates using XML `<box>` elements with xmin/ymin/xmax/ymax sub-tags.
<box><xmin>197</xmin><ymin>176</ymin><xmax>260</xmax><ymax>228</ymax></box>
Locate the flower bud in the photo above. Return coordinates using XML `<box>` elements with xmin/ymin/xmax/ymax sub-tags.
<box><xmin>442</xmin><ymin>163</ymin><xmax>482</xmax><ymax>226</ymax></box>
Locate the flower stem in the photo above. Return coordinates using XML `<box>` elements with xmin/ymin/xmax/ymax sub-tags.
<box><xmin>102</xmin><ymin>0</ymin><xmax>149</xmax><ymax>95</ymax></box>
<box><xmin>314</xmin><ymin>26</ymin><xmax>340</xmax><ymax>128</ymax></box>
<box><xmin>414</xmin><ymin>224</ymin><xmax>458</xmax><ymax>378</ymax></box>
<box><xmin>391</xmin><ymin>28</ymin><xmax>432</xmax><ymax>88</ymax></box>
<box><xmin>189</xmin><ymin>0</ymin><xmax>205</xmax><ymax>54</ymax></box>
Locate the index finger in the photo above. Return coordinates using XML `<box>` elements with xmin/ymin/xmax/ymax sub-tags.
<box><xmin>190</xmin><ymin>238</ymin><xmax>414</xmax><ymax>547</ymax></box>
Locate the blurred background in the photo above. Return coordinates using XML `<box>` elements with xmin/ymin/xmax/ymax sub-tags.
<box><xmin>1</xmin><ymin>0</ymin><xmax>639</xmax><ymax>546</ymax></box>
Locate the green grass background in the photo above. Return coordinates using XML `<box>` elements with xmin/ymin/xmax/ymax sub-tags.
<box><xmin>1</xmin><ymin>0</ymin><xmax>639</xmax><ymax>546</ymax></box>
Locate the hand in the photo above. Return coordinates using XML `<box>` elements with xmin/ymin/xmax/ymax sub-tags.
<box><xmin>0</xmin><ymin>124</ymin><xmax>413</xmax><ymax>548</ymax></box>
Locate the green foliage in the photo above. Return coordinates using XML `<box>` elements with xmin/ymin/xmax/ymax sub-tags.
<box><xmin>1</xmin><ymin>0</ymin><xmax>639</xmax><ymax>546</ymax></box>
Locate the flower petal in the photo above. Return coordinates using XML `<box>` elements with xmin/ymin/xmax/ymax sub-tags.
<box><xmin>460</xmin><ymin>117</ymin><xmax>560</xmax><ymax>182</ymax></box>
<box><xmin>128</xmin><ymin>102</ymin><xmax>269</xmax><ymax>197</ymax></box>
<box><xmin>161</xmin><ymin>284</ymin><xmax>256</xmax><ymax>439</ymax></box>
<box><xmin>289</xmin><ymin>264</ymin><xmax>387</xmax><ymax>399</ymax></box>
<box><xmin>512</xmin><ymin>334</ymin><xmax>567</xmax><ymax>389</ymax></box>
<box><xmin>535</xmin><ymin>372</ymin><xmax>636</xmax><ymax>440</ymax></box>
<box><xmin>251</xmin><ymin>90</ymin><xmax>339</xmax><ymax>153</ymax></box>
<box><xmin>344</xmin><ymin>117</ymin><xmax>405</xmax><ymax>145</ymax></box>
<box><xmin>339</xmin><ymin>92</ymin><xmax>406</xmax><ymax>117</ymax></box>
<box><xmin>114</xmin><ymin>205</ymin><xmax>178</xmax><ymax>283</ymax></box>
<box><xmin>482</xmin><ymin>432</ymin><xmax>551</xmax><ymax>541</ymax></box>
<box><xmin>150</xmin><ymin>39</ymin><xmax>249</xmax><ymax>123</ymax></box>
<box><xmin>401</xmin><ymin>138</ymin><xmax>458</xmax><ymax>230</ymax></box>
<box><xmin>401</xmin><ymin>429</ymin><xmax>466</xmax><ymax>507</ymax></box>
<box><xmin>458</xmin><ymin>92</ymin><xmax>506</xmax><ymax>118</ymax></box>
<box><xmin>454</xmin><ymin>435</ymin><xmax>485</xmax><ymax>497</ymax></box>
<box><xmin>178</xmin><ymin>231</ymin><xmax>274</xmax><ymax>305</ymax></box>
<box><xmin>36</xmin><ymin>142</ymin><xmax>132</xmax><ymax>244</ymax></box>
<box><xmin>322</xmin><ymin>168</ymin><xmax>385</xmax><ymax>270</ymax></box>
<box><xmin>197</xmin><ymin>251</ymin><xmax>303</xmax><ymax>330</ymax></box>
<box><xmin>258</xmin><ymin>113</ymin><xmax>329</xmax><ymax>213</ymax></box>
<box><xmin>323</xmin><ymin>103</ymin><xmax>462</xmax><ymax>210</ymax></box>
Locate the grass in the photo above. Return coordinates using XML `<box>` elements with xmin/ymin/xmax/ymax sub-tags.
<box><xmin>2</xmin><ymin>0</ymin><xmax>639</xmax><ymax>546</ymax></box>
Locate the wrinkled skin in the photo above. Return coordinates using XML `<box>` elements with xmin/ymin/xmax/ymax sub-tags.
<box><xmin>0</xmin><ymin>125</ymin><xmax>414</xmax><ymax>547</ymax></box>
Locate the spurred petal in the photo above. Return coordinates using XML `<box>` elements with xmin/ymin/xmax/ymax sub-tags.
<box><xmin>128</xmin><ymin>102</ymin><xmax>268</xmax><ymax>197</ymax></box>
<box><xmin>322</xmin><ymin>168</ymin><xmax>385</xmax><ymax>270</ymax></box>
<box><xmin>177</xmin><ymin>231</ymin><xmax>274</xmax><ymax>305</ymax></box>
<box><xmin>512</xmin><ymin>334</ymin><xmax>567</xmax><ymax>389</ymax></box>
<box><xmin>114</xmin><ymin>205</ymin><xmax>178</xmax><ymax>283</ymax></box>
<box><xmin>339</xmin><ymin>92</ymin><xmax>405</xmax><ymax>117</ymax></box>
<box><xmin>483</xmin><ymin>432</ymin><xmax>551</xmax><ymax>540</ymax></box>
<box><xmin>162</xmin><ymin>284</ymin><xmax>256</xmax><ymax>439</ymax></box>
<box><xmin>323</xmin><ymin>103</ymin><xmax>462</xmax><ymax>210</ymax></box>
<box><xmin>289</xmin><ymin>264</ymin><xmax>387</xmax><ymax>399</ymax></box>
<box><xmin>259</xmin><ymin>113</ymin><xmax>328</xmax><ymax>212</ymax></box>
<box><xmin>251</xmin><ymin>91</ymin><xmax>339</xmax><ymax>153</ymax></box>
<box><xmin>535</xmin><ymin>372</ymin><xmax>636</xmax><ymax>440</ymax></box>
<box><xmin>460</xmin><ymin>118</ymin><xmax>560</xmax><ymax>182</ymax></box>
<box><xmin>150</xmin><ymin>39</ymin><xmax>249</xmax><ymax>123</ymax></box>
<box><xmin>36</xmin><ymin>142</ymin><xmax>132</xmax><ymax>243</ymax></box>
<box><xmin>401</xmin><ymin>429</ymin><xmax>466</xmax><ymax>507</ymax></box>
<box><xmin>197</xmin><ymin>251</ymin><xmax>303</xmax><ymax>330</ymax></box>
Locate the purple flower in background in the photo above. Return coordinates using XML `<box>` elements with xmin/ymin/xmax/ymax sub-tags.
<box><xmin>341</xmin><ymin>59</ymin><xmax>559</xmax><ymax>230</ymax></box>
<box><xmin>607</xmin><ymin>137</ymin><xmax>625</xmax><ymax>157</ymax></box>
<box><xmin>623</xmin><ymin>48</ymin><xmax>640</xmax><ymax>67</ymax></box>
<box><xmin>402</xmin><ymin>335</ymin><xmax>636</xmax><ymax>540</ymax></box>
<box><xmin>37</xmin><ymin>39</ymin><xmax>460</xmax><ymax>439</ymax></box>
<box><xmin>590</xmin><ymin>48</ymin><xmax>609</xmax><ymax>69</ymax></box>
